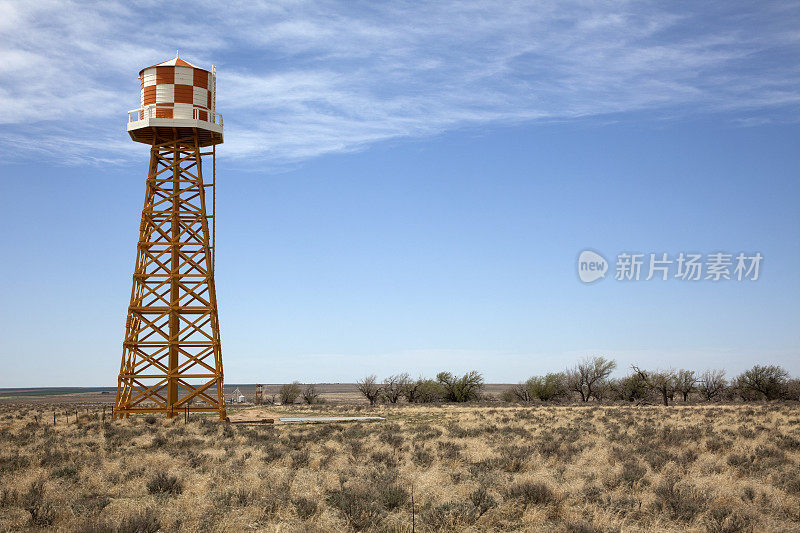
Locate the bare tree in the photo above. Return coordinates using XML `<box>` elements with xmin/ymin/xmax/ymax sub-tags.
<box><xmin>736</xmin><ymin>365</ymin><xmax>789</xmax><ymax>400</ymax></box>
<box><xmin>302</xmin><ymin>384</ymin><xmax>321</xmax><ymax>404</ymax></box>
<box><xmin>414</xmin><ymin>378</ymin><xmax>443</xmax><ymax>403</ymax></box>
<box><xmin>279</xmin><ymin>381</ymin><xmax>302</xmax><ymax>405</ymax></box>
<box><xmin>436</xmin><ymin>371</ymin><xmax>484</xmax><ymax>402</ymax></box>
<box><xmin>611</xmin><ymin>373</ymin><xmax>651</xmax><ymax>402</ymax></box>
<box><xmin>510</xmin><ymin>373</ymin><xmax>567</xmax><ymax>402</ymax></box>
<box><xmin>674</xmin><ymin>369</ymin><xmax>696</xmax><ymax>402</ymax></box>
<box><xmin>382</xmin><ymin>373</ymin><xmax>409</xmax><ymax>404</ymax></box>
<box><xmin>505</xmin><ymin>381</ymin><xmax>534</xmax><ymax>403</ymax></box>
<box><xmin>786</xmin><ymin>379</ymin><xmax>800</xmax><ymax>401</ymax></box>
<box><xmin>591</xmin><ymin>378</ymin><xmax>611</xmax><ymax>402</ymax></box>
<box><xmin>699</xmin><ymin>369</ymin><xmax>727</xmax><ymax>401</ymax></box>
<box><xmin>632</xmin><ymin>366</ymin><xmax>676</xmax><ymax>406</ymax></box>
<box><xmin>401</xmin><ymin>376</ymin><xmax>424</xmax><ymax>403</ymax></box>
<box><xmin>566</xmin><ymin>357</ymin><xmax>616</xmax><ymax>402</ymax></box>
<box><xmin>357</xmin><ymin>374</ymin><xmax>382</xmax><ymax>406</ymax></box>
<box><xmin>565</xmin><ymin>368</ymin><xmax>587</xmax><ymax>402</ymax></box>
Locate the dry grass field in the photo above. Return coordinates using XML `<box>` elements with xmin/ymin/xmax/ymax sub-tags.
<box><xmin>1</xmin><ymin>402</ymin><xmax>799</xmax><ymax>532</ymax></box>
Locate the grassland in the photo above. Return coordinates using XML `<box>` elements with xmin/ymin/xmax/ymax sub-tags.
<box><xmin>1</xmin><ymin>401</ymin><xmax>799</xmax><ymax>532</ymax></box>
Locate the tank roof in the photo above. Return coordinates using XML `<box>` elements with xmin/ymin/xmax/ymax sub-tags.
<box><xmin>139</xmin><ymin>54</ymin><xmax>210</xmax><ymax>75</ymax></box>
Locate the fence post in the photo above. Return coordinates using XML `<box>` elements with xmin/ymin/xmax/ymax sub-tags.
<box><xmin>411</xmin><ymin>484</ymin><xmax>415</xmax><ymax>533</ymax></box>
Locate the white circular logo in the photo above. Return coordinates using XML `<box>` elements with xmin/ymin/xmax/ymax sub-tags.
<box><xmin>578</xmin><ymin>250</ymin><xmax>608</xmax><ymax>283</ymax></box>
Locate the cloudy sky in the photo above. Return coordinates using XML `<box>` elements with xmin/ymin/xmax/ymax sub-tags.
<box><xmin>2</xmin><ymin>1</ymin><xmax>799</xmax><ymax>164</ymax></box>
<box><xmin>1</xmin><ymin>1</ymin><xmax>799</xmax><ymax>386</ymax></box>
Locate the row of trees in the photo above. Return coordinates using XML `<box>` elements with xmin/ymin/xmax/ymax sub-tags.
<box><xmin>272</xmin><ymin>373</ymin><xmax>485</xmax><ymax>406</ymax></box>
<box><xmin>272</xmin><ymin>359</ymin><xmax>796</xmax><ymax>406</ymax></box>
<box><xmin>503</xmin><ymin>357</ymin><xmax>800</xmax><ymax>405</ymax></box>
<box><xmin>345</xmin><ymin>359</ymin><xmax>798</xmax><ymax>406</ymax></box>
<box><xmin>356</xmin><ymin>371</ymin><xmax>485</xmax><ymax>405</ymax></box>
<box><xmin>277</xmin><ymin>381</ymin><xmax>323</xmax><ymax>405</ymax></box>
<box><xmin>275</xmin><ymin>371</ymin><xmax>487</xmax><ymax>405</ymax></box>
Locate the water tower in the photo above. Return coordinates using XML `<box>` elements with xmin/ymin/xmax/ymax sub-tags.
<box><xmin>114</xmin><ymin>54</ymin><xmax>226</xmax><ymax>420</ymax></box>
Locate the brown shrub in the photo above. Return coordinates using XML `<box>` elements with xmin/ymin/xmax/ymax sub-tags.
<box><xmin>23</xmin><ymin>479</ymin><xmax>55</xmax><ymax>527</ymax></box>
<box><xmin>505</xmin><ymin>480</ymin><xmax>556</xmax><ymax>507</ymax></box>
<box><xmin>651</xmin><ymin>468</ymin><xmax>708</xmax><ymax>522</ymax></box>
<box><xmin>146</xmin><ymin>472</ymin><xmax>183</xmax><ymax>495</ymax></box>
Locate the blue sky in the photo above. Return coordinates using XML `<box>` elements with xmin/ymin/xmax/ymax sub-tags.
<box><xmin>0</xmin><ymin>1</ymin><xmax>798</xmax><ymax>386</ymax></box>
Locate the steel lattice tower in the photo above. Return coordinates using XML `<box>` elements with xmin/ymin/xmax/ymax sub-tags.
<box><xmin>115</xmin><ymin>55</ymin><xmax>226</xmax><ymax>419</ymax></box>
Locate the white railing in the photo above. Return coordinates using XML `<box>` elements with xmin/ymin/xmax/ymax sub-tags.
<box><xmin>128</xmin><ymin>106</ymin><xmax>151</xmax><ymax>121</ymax></box>
<box><xmin>128</xmin><ymin>106</ymin><xmax>223</xmax><ymax>126</ymax></box>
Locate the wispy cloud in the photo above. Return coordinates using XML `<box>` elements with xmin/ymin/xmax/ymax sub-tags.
<box><xmin>1</xmin><ymin>0</ymin><xmax>798</xmax><ymax>166</ymax></box>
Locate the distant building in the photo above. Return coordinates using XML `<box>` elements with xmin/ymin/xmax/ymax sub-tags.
<box><xmin>231</xmin><ymin>387</ymin><xmax>245</xmax><ymax>403</ymax></box>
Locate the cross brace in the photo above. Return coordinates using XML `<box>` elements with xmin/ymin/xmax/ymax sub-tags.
<box><xmin>115</xmin><ymin>134</ymin><xmax>226</xmax><ymax>420</ymax></box>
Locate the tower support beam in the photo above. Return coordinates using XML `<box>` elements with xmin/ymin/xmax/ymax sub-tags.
<box><xmin>115</xmin><ymin>132</ymin><xmax>226</xmax><ymax>420</ymax></box>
